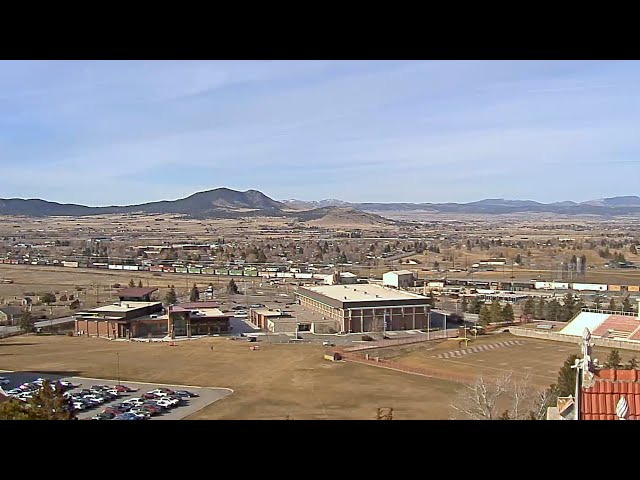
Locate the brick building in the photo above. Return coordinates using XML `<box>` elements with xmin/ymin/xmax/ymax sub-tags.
<box><xmin>168</xmin><ymin>302</ymin><xmax>231</xmax><ymax>338</ymax></box>
<box><xmin>74</xmin><ymin>301</ymin><xmax>163</xmax><ymax>339</ymax></box>
<box><xmin>295</xmin><ymin>284</ymin><xmax>430</xmax><ymax>334</ymax></box>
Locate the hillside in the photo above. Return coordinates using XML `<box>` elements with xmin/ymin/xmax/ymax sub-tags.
<box><xmin>295</xmin><ymin>207</ymin><xmax>397</xmax><ymax>228</ymax></box>
<box><xmin>0</xmin><ymin>188</ymin><xmax>286</xmax><ymax>218</ymax></box>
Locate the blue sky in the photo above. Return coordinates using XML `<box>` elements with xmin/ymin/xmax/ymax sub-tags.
<box><xmin>1</xmin><ymin>60</ymin><xmax>639</xmax><ymax>205</ymax></box>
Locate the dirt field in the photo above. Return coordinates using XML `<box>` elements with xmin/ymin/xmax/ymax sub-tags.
<box><xmin>372</xmin><ymin>332</ymin><xmax>638</xmax><ymax>388</ymax></box>
<box><xmin>0</xmin><ymin>264</ymin><xmax>285</xmax><ymax>319</ymax></box>
<box><xmin>0</xmin><ymin>334</ymin><xmax>461</xmax><ymax>420</ymax></box>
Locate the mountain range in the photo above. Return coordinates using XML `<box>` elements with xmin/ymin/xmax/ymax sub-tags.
<box><xmin>281</xmin><ymin>196</ymin><xmax>640</xmax><ymax>215</ymax></box>
<box><xmin>1</xmin><ymin>189</ymin><xmax>640</xmax><ymax>218</ymax></box>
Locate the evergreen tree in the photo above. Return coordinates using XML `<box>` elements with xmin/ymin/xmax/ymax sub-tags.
<box><xmin>626</xmin><ymin>356</ymin><xmax>638</xmax><ymax>370</ymax></box>
<box><xmin>189</xmin><ymin>284</ymin><xmax>200</xmax><ymax>302</ymax></box>
<box><xmin>163</xmin><ymin>287</ymin><xmax>177</xmax><ymax>306</ymax></box>
<box><xmin>41</xmin><ymin>292</ymin><xmax>56</xmax><ymax>305</ymax></box>
<box><xmin>523</xmin><ymin>297</ymin><xmax>535</xmax><ymax>317</ymax></box>
<box><xmin>608</xmin><ymin>297</ymin><xmax>617</xmax><ymax>311</ymax></box>
<box><xmin>138</xmin><ymin>280</ymin><xmax>144</xmax><ymax>288</ymax></box>
<box><xmin>631</xmin><ymin>244</ymin><xmax>638</xmax><ymax>255</ymax></box>
<box><xmin>128</xmin><ymin>278</ymin><xmax>135</xmax><ymax>288</ymax></box>
<box><xmin>551</xmin><ymin>354</ymin><xmax>579</xmax><ymax>397</ymax></box>
<box><xmin>428</xmin><ymin>291</ymin><xmax>436</xmax><ymax>308</ymax></box>
<box><xmin>561</xmin><ymin>293</ymin><xmax>577</xmax><ymax>322</ymax></box>
<box><xmin>545</xmin><ymin>299</ymin><xmax>562</xmax><ymax>322</ymax></box>
<box><xmin>479</xmin><ymin>305</ymin><xmax>491</xmax><ymax>326</ymax></box>
<box><xmin>501</xmin><ymin>303</ymin><xmax>515</xmax><ymax>322</ymax></box>
<box><xmin>594</xmin><ymin>295</ymin><xmax>603</xmax><ymax>310</ymax></box>
<box><xmin>489</xmin><ymin>300</ymin><xmax>502</xmax><ymax>323</ymax></box>
<box><xmin>622</xmin><ymin>295</ymin><xmax>632</xmax><ymax>313</ymax></box>
<box><xmin>536</xmin><ymin>297</ymin><xmax>546</xmax><ymax>319</ymax></box>
<box><xmin>19</xmin><ymin>310</ymin><xmax>31</xmax><ymax>332</ymax></box>
<box><xmin>0</xmin><ymin>380</ymin><xmax>76</xmax><ymax>420</ymax></box>
<box><xmin>604</xmin><ymin>350</ymin><xmax>621</xmax><ymax>369</ymax></box>
<box><xmin>514</xmin><ymin>254</ymin><xmax>522</xmax><ymax>265</ymax></box>
<box><xmin>227</xmin><ymin>279</ymin><xmax>239</xmax><ymax>295</ymax></box>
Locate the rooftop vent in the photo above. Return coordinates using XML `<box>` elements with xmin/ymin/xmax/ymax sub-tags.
<box><xmin>376</xmin><ymin>295</ymin><xmax>380</xmax><ymax>298</ymax></box>
<box><xmin>344</xmin><ymin>296</ymin><xmax>347</xmax><ymax>299</ymax></box>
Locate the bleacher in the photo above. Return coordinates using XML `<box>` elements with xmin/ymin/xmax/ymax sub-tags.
<box><xmin>592</xmin><ymin>315</ymin><xmax>640</xmax><ymax>339</ymax></box>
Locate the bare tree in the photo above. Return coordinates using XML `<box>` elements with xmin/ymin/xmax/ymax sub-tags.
<box><xmin>450</xmin><ymin>371</ymin><xmax>555</xmax><ymax>420</ymax></box>
<box><xmin>450</xmin><ymin>373</ymin><xmax>512</xmax><ymax>420</ymax></box>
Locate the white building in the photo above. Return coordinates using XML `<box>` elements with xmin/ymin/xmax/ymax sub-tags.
<box><xmin>382</xmin><ymin>270</ymin><xmax>414</xmax><ymax>289</ymax></box>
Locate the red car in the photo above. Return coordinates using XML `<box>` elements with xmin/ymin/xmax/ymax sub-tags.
<box><xmin>103</xmin><ymin>407</ymin><xmax>125</xmax><ymax>415</ymax></box>
<box><xmin>141</xmin><ymin>404</ymin><xmax>162</xmax><ymax>415</ymax></box>
<box><xmin>142</xmin><ymin>393</ymin><xmax>160</xmax><ymax>400</ymax></box>
<box><xmin>114</xmin><ymin>385</ymin><xmax>138</xmax><ymax>393</ymax></box>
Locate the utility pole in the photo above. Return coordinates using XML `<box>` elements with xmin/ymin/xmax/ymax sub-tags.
<box><xmin>116</xmin><ymin>352</ymin><xmax>120</xmax><ymax>386</ymax></box>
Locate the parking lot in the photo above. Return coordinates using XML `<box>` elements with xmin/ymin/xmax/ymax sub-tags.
<box><xmin>0</xmin><ymin>370</ymin><xmax>231</xmax><ymax>420</ymax></box>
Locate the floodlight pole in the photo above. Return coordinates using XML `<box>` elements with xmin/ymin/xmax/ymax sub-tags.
<box><xmin>117</xmin><ymin>352</ymin><xmax>120</xmax><ymax>386</ymax></box>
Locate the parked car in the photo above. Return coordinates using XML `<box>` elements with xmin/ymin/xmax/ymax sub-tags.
<box><xmin>174</xmin><ymin>390</ymin><xmax>199</xmax><ymax>398</ymax></box>
<box><xmin>82</xmin><ymin>395</ymin><xmax>105</xmax><ymax>404</ymax></box>
<box><xmin>114</xmin><ymin>385</ymin><xmax>137</xmax><ymax>393</ymax></box>
<box><xmin>142</xmin><ymin>392</ymin><xmax>161</xmax><ymax>399</ymax></box>
<box><xmin>92</xmin><ymin>412</ymin><xmax>114</xmax><ymax>420</ymax></box>
<box><xmin>72</xmin><ymin>401</ymin><xmax>86</xmax><ymax>411</ymax></box>
<box><xmin>147</xmin><ymin>389</ymin><xmax>170</xmax><ymax>397</ymax></box>
<box><xmin>129</xmin><ymin>408</ymin><xmax>151</xmax><ymax>419</ymax></box>
<box><xmin>59</xmin><ymin>380</ymin><xmax>79</xmax><ymax>389</ymax></box>
<box><xmin>103</xmin><ymin>406</ymin><xmax>126</xmax><ymax>415</ymax></box>
<box><xmin>140</xmin><ymin>404</ymin><xmax>162</xmax><ymax>416</ymax></box>
<box><xmin>0</xmin><ymin>377</ymin><xmax>10</xmax><ymax>385</ymax></box>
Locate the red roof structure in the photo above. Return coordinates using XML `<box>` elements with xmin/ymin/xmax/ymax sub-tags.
<box><xmin>580</xmin><ymin>369</ymin><xmax>640</xmax><ymax>420</ymax></box>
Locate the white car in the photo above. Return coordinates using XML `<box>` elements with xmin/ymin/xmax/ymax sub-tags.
<box><xmin>154</xmin><ymin>399</ymin><xmax>173</xmax><ymax>409</ymax></box>
<box><xmin>72</xmin><ymin>402</ymin><xmax>86</xmax><ymax>410</ymax></box>
<box><xmin>0</xmin><ymin>377</ymin><xmax>10</xmax><ymax>385</ymax></box>
<box><xmin>123</xmin><ymin>398</ymin><xmax>144</xmax><ymax>407</ymax></box>
<box><xmin>147</xmin><ymin>389</ymin><xmax>170</xmax><ymax>397</ymax></box>
<box><xmin>82</xmin><ymin>395</ymin><xmax>105</xmax><ymax>404</ymax></box>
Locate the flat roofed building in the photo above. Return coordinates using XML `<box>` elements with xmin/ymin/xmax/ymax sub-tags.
<box><xmin>295</xmin><ymin>284</ymin><xmax>430</xmax><ymax>333</ymax></box>
<box><xmin>382</xmin><ymin>270</ymin><xmax>414</xmax><ymax>288</ymax></box>
<box><xmin>117</xmin><ymin>287</ymin><xmax>158</xmax><ymax>302</ymax></box>
<box><xmin>168</xmin><ymin>303</ymin><xmax>231</xmax><ymax>337</ymax></box>
<box><xmin>74</xmin><ymin>301</ymin><xmax>164</xmax><ymax>339</ymax></box>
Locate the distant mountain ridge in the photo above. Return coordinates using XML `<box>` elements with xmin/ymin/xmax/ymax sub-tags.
<box><xmin>1</xmin><ymin>190</ymin><xmax>640</xmax><ymax>218</ymax></box>
<box><xmin>282</xmin><ymin>196</ymin><xmax>640</xmax><ymax>215</ymax></box>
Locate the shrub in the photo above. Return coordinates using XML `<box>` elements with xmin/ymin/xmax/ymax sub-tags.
<box><xmin>362</xmin><ymin>335</ymin><xmax>374</xmax><ymax>341</ymax></box>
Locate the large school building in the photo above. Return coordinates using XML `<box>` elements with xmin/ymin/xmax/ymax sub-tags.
<box><xmin>295</xmin><ymin>284</ymin><xmax>431</xmax><ymax>334</ymax></box>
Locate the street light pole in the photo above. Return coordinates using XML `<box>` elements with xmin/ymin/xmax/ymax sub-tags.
<box><xmin>117</xmin><ymin>352</ymin><xmax>120</xmax><ymax>386</ymax></box>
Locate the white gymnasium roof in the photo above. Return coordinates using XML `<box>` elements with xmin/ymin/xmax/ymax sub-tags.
<box><xmin>301</xmin><ymin>283</ymin><xmax>427</xmax><ymax>302</ymax></box>
<box><xmin>559</xmin><ymin>312</ymin><xmax>609</xmax><ymax>337</ymax></box>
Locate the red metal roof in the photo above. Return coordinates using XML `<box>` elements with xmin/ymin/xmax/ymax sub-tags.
<box><xmin>117</xmin><ymin>287</ymin><xmax>158</xmax><ymax>297</ymax></box>
<box><xmin>581</xmin><ymin>369</ymin><xmax>640</xmax><ymax>420</ymax></box>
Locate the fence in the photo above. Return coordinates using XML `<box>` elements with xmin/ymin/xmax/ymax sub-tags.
<box><xmin>343</xmin><ymin>329</ymin><xmax>459</xmax><ymax>352</ymax></box>
<box><xmin>508</xmin><ymin>326</ymin><xmax>640</xmax><ymax>352</ymax></box>
<box><xmin>340</xmin><ymin>351</ymin><xmax>477</xmax><ymax>385</ymax></box>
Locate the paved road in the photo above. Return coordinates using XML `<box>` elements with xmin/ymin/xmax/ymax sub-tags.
<box><xmin>0</xmin><ymin>370</ymin><xmax>232</xmax><ymax>420</ymax></box>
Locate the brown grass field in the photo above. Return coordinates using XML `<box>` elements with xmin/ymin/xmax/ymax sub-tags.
<box><xmin>371</xmin><ymin>332</ymin><xmax>639</xmax><ymax>388</ymax></box>
<box><xmin>3</xmin><ymin>332</ymin><xmax>639</xmax><ymax>419</ymax></box>
<box><xmin>0</xmin><ymin>334</ymin><xmax>461</xmax><ymax>420</ymax></box>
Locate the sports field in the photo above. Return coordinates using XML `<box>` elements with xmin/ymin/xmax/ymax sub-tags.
<box><xmin>372</xmin><ymin>332</ymin><xmax>638</xmax><ymax>388</ymax></box>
